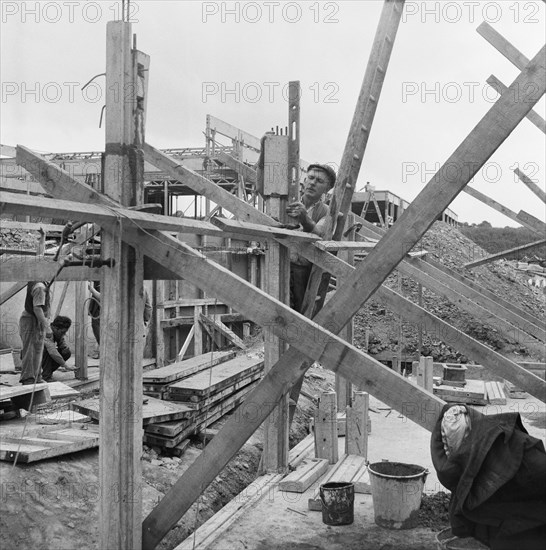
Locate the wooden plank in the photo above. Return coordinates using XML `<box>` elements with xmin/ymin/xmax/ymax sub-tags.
<box><xmin>45</xmin><ymin>381</ymin><xmax>80</xmax><ymax>399</ymax></box>
<box><xmin>215</xmin><ymin>151</ymin><xmax>257</xmax><ymax>184</ymax></box>
<box><xmin>0</xmin><ymin>281</ymin><xmax>26</xmax><ymax>305</ymax></box>
<box><xmin>211</xmin><ymin>217</ymin><xmax>319</xmax><ymax>242</ymax></box>
<box><xmin>37</xmin><ymin>410</ymin><xmax>91</xmax><ymax>424</ymax></box>
<box><xmin>74</xmin><ymin>280</ymin><xmax>88</xmax><ymax>379</ymax></box>
<box><xmin>176</xmin><ymin>325</ymin><xmax>194</xmax><ymax>361</ymax></box>
<box><xmin>0</xmin><ymin>383</ymin><xmax>50</xmax><ymax>401</ymax></box>
<box><xmin>0</xmin><ymin>256</ymin><xmax>102</xmax><ymax>282</ymax></box>
<box><xmin>99</xmin><ymin>22</ymin><xmax>144</xmax><ymax>550</ymax></box>
<box><xmin>516</xmin><ymin>210</ymin><xmax>546</xmax><ymax>235</ymax></box>
<box><xmin>143</xmin><ymin>351</ymin><xmax>235</xmax><ymax>384</ymax></box>
<box><xmin>485</xmin><ymin>381</ymin><xmax>507</xmax><ymax>405</ymax></box>
<box><xmin>314</xmin><ymin>391</ymin><xmax>338</xmax><ymax>465</ymax></box>
<box><xmin>465</xmin><ymin>239</ymin><xmax>546</xmax><ymax>269</ymax></box>
<box><xmin>143</xmin><ymin>382</ymin><xmax>255</xmax><ymax>447</ymax></box>
<box><xmin>278</xmin><ymin>458</ymin><xmax>329</xmax><ymax>493</ymax></box>
<box><xmin>0</xmin><ymin>220</ymin><xmax>64</xmax><ymax>233</ymax></box>
<box><xmin>72</xmin><ymin>395</ymin><xmax>193</xmax><ymax>425</ymax></box>
<box><xmin>434</xmin><ymin>380</ymin><xmax>487</xmax><ymax>405</ymax></box>
<box><xmin>166</xmin><ymin>370</ymin><xmax>262</xmax><ymax>408</ymax></box>
<box><xmin>200</xmin><ymin>314</ymin><xmax>246</xmax><ymax>350</ymax></box>
<box><xmin>477</xmin><ymin>21</ymin><xmax>530</xmax><ymax>70</ymax></box>
<box><xmin>462</xmin><ymin>186</ymin><xmax>544</xmax><ymax>236</ymax></box>
<box><xmin>315</xmin><ymin>241</ymin><xmax>376</xmax><ymax>251</ymax></box>
<box><xmin>345</xmin><ymin>391</ymin><xmax>368</xmax><ymax>458</ymax></box>
<box><xmin>486</xmin><ymin>75</ymin><xmax>545</xmax><ymax>134</ymax></box>
<box><xmin>514</xmin><ymin>167</ymin><xmax>546</xmax><ymax>203</ymax></box>
<box><xmin>168</xmin><ymin>356</ymin><xmax>263</xmax><ymax>398</ymax></box>
<box><xmin>0</xmin><ymin>425</ymin><xmax>99</xmax><ymax>463</ymax></box>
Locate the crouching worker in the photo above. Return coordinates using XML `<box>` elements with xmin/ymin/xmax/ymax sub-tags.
<box><xmin>42</xmin><ymin>316</ymin><xmax>74</xmax><ymax>382</ymax></box>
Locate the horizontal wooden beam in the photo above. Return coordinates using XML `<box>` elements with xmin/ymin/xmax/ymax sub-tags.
<box><xmin>0</xmin><ymin>257</ymin><xmax>102</xmax><ymax>282</ymax></box>
<box><xmin>463</xmin><ymin>185</ymin><xmax>545</xmax><ymax>235</ymax></box>
<box><xmin>0</xmin><ymin>190</ymin><xmax>230</xmax><ymax>238</ymax></box>
<box><xmin>514</xmin><ymin>167</ymin><xmax>546</xmax><ymax>204</ymax></box>
<box><xmin>211</xmin><ymin>217</ymin><xmax>319</xmax><ymax>242</ymax></box>
<box><xmin>486</xmin><ymin>75</ymin><xmax>546</xmax><ymax>134</ymax></box>
<box><xmin>465</xmin><ymin>239</ymin><xmax>546</xmax><ymax>269</ymax></box>
<box><xmin>0</xmin><ymin>220</ymin><xmax>65</xmax><ymax>233</ymax></box>
<box><xmin>315</xmin><ymin>241</ymin><xmax>377</xmax><ymax>251</ymax></box>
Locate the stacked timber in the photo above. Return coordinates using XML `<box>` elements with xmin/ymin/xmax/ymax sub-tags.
<box><xmin>143</xmin><ymin>354</ymin><xmax>264</xmax><ymax>450</ymax></box>
<box><xmin>142</xmin><ymin>351</ymin><xmax>236</xmax><ymax>399</ymax></box>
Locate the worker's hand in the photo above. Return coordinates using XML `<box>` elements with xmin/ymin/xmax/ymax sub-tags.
<box><xmin>286</xmin><ymin>202</ymin><xmax>306</xmax><ymax>222</ymax></box>
<box><xmin>59</xmin><ymin>364</ymin><xmax>76</xmax><ymax>372</ymax></box>
<box><xmin>43</xmin><ymin>323</ymin><xmax>53</xmax><ymax>338</ymax></box>
<box><xmin>287</xmin><ymin>202</ymin><xmax>314</xmax><ymax>232</ymax></box>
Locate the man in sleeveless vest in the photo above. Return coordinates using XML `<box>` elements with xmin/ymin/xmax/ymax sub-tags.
<box><xmin>19</xmin><ymin>281</ymin><xmax>51</xmax><ymax>385</ymax></box>
<box><xmin>286</xmin><ymin>164</ymin><xmax>336</xmax><ymax>313</ymax></box>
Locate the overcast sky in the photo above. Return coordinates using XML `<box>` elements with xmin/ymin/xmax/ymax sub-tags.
<box><xmin>1</xmin><ymin>0</ymin><xmax>545</xmax><ymax>226</ymax></box>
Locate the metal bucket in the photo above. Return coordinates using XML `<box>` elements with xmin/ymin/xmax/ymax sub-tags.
<box><xmin>319</xmin><ymin>482</ymin><xmax>354</xmax><ymax>526</ymax></box>
<box><xmin>368</xmin><ymin>461</ymin><xmax>428</xmax><ymax>529</ymax></box>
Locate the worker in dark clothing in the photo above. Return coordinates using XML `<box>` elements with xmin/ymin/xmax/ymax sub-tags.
<box><xmin>41</xmin><ymin>316</ymin><xmax>74</xmax><ymax>382</ymax></box>
<box><xmin>19</xmin><ymin>281</ymin><xmax>51</xmax><ymax>385</ymax></box>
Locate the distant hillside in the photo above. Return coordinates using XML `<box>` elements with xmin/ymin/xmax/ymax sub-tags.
<box><xmin>459</xmin><ymin>222</ymin><xmax>546</xmax><ymax>261</ymax></box>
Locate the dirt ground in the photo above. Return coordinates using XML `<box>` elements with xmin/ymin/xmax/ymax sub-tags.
<box><xmin>0</xmin><ymin>362</ymin><xmax>325</xmax><ymax>550</ymax></box>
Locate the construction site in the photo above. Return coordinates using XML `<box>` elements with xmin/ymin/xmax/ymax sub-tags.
<box><xmin>1</xmin><ymin>1</ymin><xmax>545</xmax><ymax>549</ymax></box>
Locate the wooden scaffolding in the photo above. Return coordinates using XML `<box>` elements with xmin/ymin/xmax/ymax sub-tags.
<box><xmin>1</xmin><ymin>2</ymin><xmax>545</xmax><ymax>549</ymax></box>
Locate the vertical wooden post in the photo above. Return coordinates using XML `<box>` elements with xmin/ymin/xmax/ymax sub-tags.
<box><xmin>345</xmin><ymin>391</ymin><xmax>369</xmax><ymax>458</ymax></box>
<box><xmin>417</xmin><ymin>357</ymin><xmax>425</xmax><ymax>388</ymax></box>
<box><xmin>74</xmin><ymin>280</ymin><xmax>88</xmax><ymax>379</ymax></box>
<box><xmin>424</xmin><ymin>356</ymin><xmax>434</xmax><ymax>392</ymax></box>
<box><xmin>193</xmin><ymin>305</ymin><xmax>203</xmax><ymax>355</ymax></box>
<box><xmin>314</xmin><ymin>391</ymin><xmax>338</xmax><ymax>464</ymax></box>
<box><xmin>99</xmin><ymin>21</ymin><xmax>146</xmax><ymax>550</ymax></box>
<box><xmin>417</xmin><ymin>282</ymin><xmax>423</xmax><ymax>356</ymax></box>
<box><xmin>261</xmin><ymin>133</ymin><xmax>290</xmax><ymax>473</ymax></box>
<box><xmin>335</xmin><ymin>213</ymin><xmax>355</xmax><ymax>410</ymax></box>
<box><xmin>153</xmin><ymin>280</ymin><xmax>165</xmax><ymax>368</ymax></box>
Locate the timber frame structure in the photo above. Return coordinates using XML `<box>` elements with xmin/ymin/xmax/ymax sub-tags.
<box><xmin>1</xmin><ymin>2</ymin><xmax>545</xmax><ymax>549</ymax></box>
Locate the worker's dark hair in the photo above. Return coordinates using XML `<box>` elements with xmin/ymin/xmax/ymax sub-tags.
<box><xmin>51</xmin><ymin>315</ymin><xmax>72</xmax><ymax>330</ymax></box>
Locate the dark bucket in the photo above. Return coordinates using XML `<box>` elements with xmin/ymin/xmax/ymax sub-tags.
<box><xmin>319</xmin><ymin>482</ymin><xmax>354</xmax><ymax>526</ymax></box>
